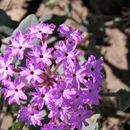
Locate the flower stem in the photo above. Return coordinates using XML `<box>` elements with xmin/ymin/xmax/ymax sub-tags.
<box><xmin>18</xmin><ymin>122</ymin><xmax>25</xmax><ymax>130</ymax></box>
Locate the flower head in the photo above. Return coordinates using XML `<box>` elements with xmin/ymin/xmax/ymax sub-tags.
<box><xmin>20</xmin><ymin>59</ymin><xmax>43</xmax><ymax>83</ymax></box>
<box><xmin>2</xmin><ymin>78</ymin><xmax>27</xmax><ymax>105</ymax></box>
<box><xmin>10</xmin><ymin>31</ymin><xmax>32</xmax><ymax>60</ymax></box>
<box><xmin>18</xmin><ymin>105</ymin><xmax>43</xmax><ymax>126</ymax></box>
<box><xmin>0</xmin><ymin>54</ymin><xmax>14</xmax><ymax>80</ymax></box>
<box><xmin>0</xmin><ymin>22</ymin><xmax>104</xmax><ymax>130</ymax></box>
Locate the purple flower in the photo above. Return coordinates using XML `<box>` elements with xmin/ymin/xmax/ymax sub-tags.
<box><xmin>85</xmin><ymin>55</ymin><xmax>104</xmax><ymax>84</ymax></box>
<box><xmin>84</xmin><ymin>80</ymin><xmax>101</xmax><ymax>105</ymax></box>
<box><xmin>31</xmin><ymin>86</ymin><xmax>50</xmax><ymax>110</ymax></box>
<box><xmin>18</xmin><ymin>105</ymin><xmax>43</xmax><ymax>126</ymax></box>
<box><xmin>1</xmin><ymin>22</ymin><xmax>104</xmax><ymax>129</ymax></box>
<box><xmin>69</xmin><ymin>29</ymin><xmax>84</xmax><ymax>43</ymax></box>
<box><xmin>69</xmin><ymin>107</ymin><xmax>92</xmax><ymax>130</ymax></box>
<box><xmin>58</xmin><ymin>24</ymin><xmax>84</xmax><ymax>44</ymax></box>
<box><xmin>10</xmin><ymin>31</ymin><xmax>32</xmax><ymax>60</ymax></box>
<box><xmin>2</xmin><ymin>78</ymin><xmax>27</xmax><ymax>105</ymax></box>
<box><xmin>0</xmin><ymin>54</ymin><xmax>14</xmax><ymax>80</ymax></box>
<box><xmin>65</xmin><ymin>62</ymin><xmax>86</xmax><ymax>88</ymax></box>
<box><xmin>54</xmin><ymin>40</ymin><xmax>81</xmax><ymax>65</ymax></box>
<box><xmin>70</xmin><ymin>89</ymin><xmax>86</xmax><ymax>108</ymax></box>
<box><xmin>41</xmin><ymin>122</ymin><xmax>56</xmax><ymax>130</ymax></box>
<box><xmin>47</xmin><ymin>98</ymin><xmax>70</xmax><ymax>121</ymax></box>
<box><xmin>41</xmin><ymin>121</ymin><xmax>66</xmax><ymax>130</ymax></box>
<box><xmin>20</xmin><ymin>59</ymin><xmax>43</xmax><ymax>83</ymax></box>
<box><xmin>58</xmin><ymin>24</ymin><xmax>73</xmax><ymax>37</ymax></box>
<box><xmin>29</xmin><ymin>22</ymin><xmax>55</xmax><ymax>39</ymax></box>
<box><xmin>29</xmin><ymin>43</ymin><xmax>53</xmax><ymax>65</ymax></box>
<box><xmin>49</xmin><ymin>81</ymin><xmax>76</xmax><ymax>100</ymax></box>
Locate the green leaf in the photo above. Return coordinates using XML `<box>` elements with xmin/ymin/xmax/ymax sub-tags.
<box><xmin>12</xmin><ymin>122</ymin><xmax>24</xmax><ymax>130</ymax></box>
<box><xmin>82</xmin><ymin>114</ymin><xmax>100</xmax><ymax>130</ymax></box>
<box><xmin>0</xmin><ymin>42</ymin><xmax>9</xmax><ymax>53</ymax></box>
<box><xmin>13</xmin><ymin>14</ymin><xmax>38</xmax><ymax>35</ymax></box>
<box><xmin>0</xmin><ymin>26</ymin><xmax>14</xmax><ymax>36</ymax></box>
<box><xmin>116</xmin><ymin>89</ymin><xmax>130</xmax><ymax>111</ymax></box>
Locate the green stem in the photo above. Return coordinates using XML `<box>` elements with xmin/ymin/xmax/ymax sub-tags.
<box><xmin>18</xmin><ymin>122</ymin><xmax>25</xmax><ymax>130</ymax></box>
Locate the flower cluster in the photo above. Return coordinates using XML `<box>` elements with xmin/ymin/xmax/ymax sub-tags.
<box><xmin>0</xmin><ymin>23</ymin><xmax>104</xmax><ymax>130</ymax></box>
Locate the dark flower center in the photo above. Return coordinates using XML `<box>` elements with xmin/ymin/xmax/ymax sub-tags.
<box><xmin>78</xmin><ymin>114</ymin><xmax>81</xmax><ymax>117</ymax></box>
<box><xmin>72</xmin><ymin>73</ymin><xmax>76</xmax><ymax>77</ymax></box>
<box><xmin>15</xmin><ymin>88</ymin><xmax>18</xmax><ymax>92</ymax></box>
<box><xmin>30</xmin><ymin>71</ymin><xmax>34</xmax><ymax>75</ymax></box>
<box><xmin>76</xmin><ymin>95</ymin><xmax>79</xmax><ymax>99</ymax></box>
<box><xmin>31</xmin><ymin>113</ymin><xmax>34</xmax><ymax>116</ymax></box>
<box><xmin>19</xmin><ymin>46</ymin><xmax>22</xmax><ymax>49</ymax></box>
<box><xmin>89</xmin><ymin>89</ymin><xmax>92</xmax><ymax>93</ymax></box>
<box><xmin>58</xmin><ymin>107</ymin><xmax>62</xmax><ymax>110</ymax></box>
<box><xmin>91</xmin><ymin>67</ymin><xmax>94</xmax><ymax>72</ymax></box>
<box><xmin>65</xmin><ymin>53</ymin><xmax>68</xmax><ymax>56</ymax></box>
<box><xmin>41</xmin><ymin>94</ymin><xmax>45</xmax><ymax>98</ymax></box>
<box><xmin>60</xmin><ymin>90</ymin><xmax>64</xmax><ymax>93</ymax></box>
<box><xmin>5</xmin><ymin>67</ymin><xmax>8</xmax><ymax>70</ymax></box>
<box><xmin>68</xmin><ymin>40</ymin><xmax>73</xmax><ymax>44</ymax></box>
<box><xmin>40</xmin><ymin>55</ymin><xmax>43</xmax><ymax>58</ymax></box>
